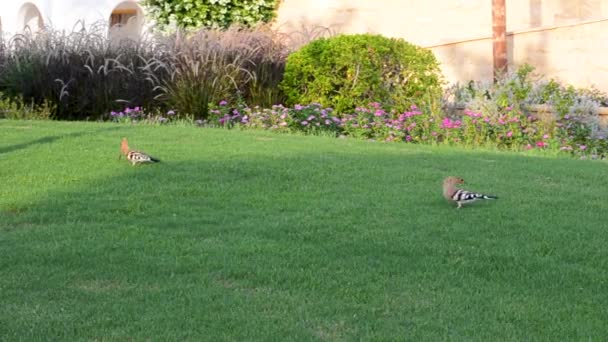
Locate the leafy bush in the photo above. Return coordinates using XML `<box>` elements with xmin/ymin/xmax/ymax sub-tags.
<box><xmin>0</xmin><ymin>92</ymin><xmax>55</xmax><ymax>120</ymax></box>
<box><xmin>445</xmin><ymin>64</ymin><xmax>608</xmax><ymax>119</ymax></box>
<box><xmin>143</xmin><ymin>0</ymin><xmax>280</xmax><ymax>30</ymax></box>
<box><xmin>280</xmin><ymin>34</ymin><xmax>444</xmax><ymax>114</ymax></box>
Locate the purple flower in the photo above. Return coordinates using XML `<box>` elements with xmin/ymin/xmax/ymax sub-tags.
<box><xmin>294</xmin><ymin>104</ymin><xmax>304</xmax><ymax>110</ymax></box>
<box><xmin>125</xmin><ymin>107</ymin><xmax>132</xmax><ymax>114</ymax></box>
<box><xmin>325</xmin><ymin>119</ymin><xmax>331</xmax><ymax>125</ymax></box>
<box><xmin>110</xmin><ymin>111</ymin><xmax>118</xmax><ymax>116</ymax></box>
<box><xmin>134</xmin><ymin>106</ymin><xmax>141</xmax><ymax>112</ymax></box>
<box><xmin>307</xmin><ymin>115</ymin><xmax>316</xmax><ymax>121</ymax></box>
<box><xmin>374</xmin><ymin>109</ymin><xmax>385</xmax><ymax>117</ymax></box>
<box><xmin>167</xmin><ymin>110</ymin><xmax>175</xmax><ymax>115</ymax></box>
<box><xmin>405</xmin><ymin>135</ymin><xmax>412</xmax><ymax>142</ymax></box>
<box><xmin>158</xmin><ymin>116</ymin><xmax>167</xmax><ymax>123</ymax></box>
<box><xmin>219</xmin><ymin>100</ymin><xmax>228</xmax><ymax>106</ymax></box>
<box><xmin>579</xmin><ymin>145</ymin><xmax>587</xmax><ymax>150</ymax></box>
<box><xmin>301</xmin><ymin>120</ymin><xmax>309</xmax><ymax>126</ymax></box>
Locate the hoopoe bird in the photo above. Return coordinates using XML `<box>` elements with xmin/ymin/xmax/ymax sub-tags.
<box><xmin>443</xmin><ymin>176</ymin><xmax>498</xmax><ymax>209</ymax></box>
<box><xmin>120</xmin><ymin>137</ymin><xmax>160</xmax><ymax>166</ymax></box>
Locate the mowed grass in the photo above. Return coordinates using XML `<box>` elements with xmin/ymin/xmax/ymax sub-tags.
<box><xmin>1</xmin><ymin>120</ymin><xmax>607</xmax><ymax>340</ymax></box>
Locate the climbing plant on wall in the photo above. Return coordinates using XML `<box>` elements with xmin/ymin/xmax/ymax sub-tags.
<box><xmin>143</xmin><ymin>0</ymin><xmax>280</xmax><ymax>30</ymax></box>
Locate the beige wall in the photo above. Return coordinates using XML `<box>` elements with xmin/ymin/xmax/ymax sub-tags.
<box><xmin>274</xmin><ymin>0</ymin><xmax>608</xmax><ymax>92</ymax></box>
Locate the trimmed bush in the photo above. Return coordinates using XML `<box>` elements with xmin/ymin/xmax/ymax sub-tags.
<box><xmin>280</xmin><ymin>34</ymin><xmax>444</xmax><ymax>114</ymax></box>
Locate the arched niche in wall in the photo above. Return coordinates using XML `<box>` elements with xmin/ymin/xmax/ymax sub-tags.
<box><xmin>108</xmin><ymin>1</ymin><xmax>144</xmax><ymax>42</ymax></box>
<box><xmin>17</xmin><ymin>2</ymin><xmax>44</xmax><ymax>33</ymax></box>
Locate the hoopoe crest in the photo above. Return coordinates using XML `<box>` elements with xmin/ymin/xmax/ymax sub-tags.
<box><xmin>120</xmin><ymin>137</ymin><xmax>160</xmax><ymax>166</ymax></box>
<box><xmin>443</xmin><ymin>176</ymin><xmax>498</xmax><ymax>209</ymax></box>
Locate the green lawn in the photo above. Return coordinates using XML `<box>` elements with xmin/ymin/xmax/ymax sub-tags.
<box><xmin>1</xmin><ymin>120</ymin><xmax>607</xmax><ymax>340</ymax></box>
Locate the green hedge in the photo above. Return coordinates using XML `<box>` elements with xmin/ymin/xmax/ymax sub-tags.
<box><xmin>280</xmin><ymin>34</ymin><xmax>444</xmax><ymax>113</ymax></box>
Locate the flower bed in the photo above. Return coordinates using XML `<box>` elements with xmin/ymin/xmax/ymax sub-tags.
<box><xmin>110</xmin><ymin>101</ymin><xmax>608</xmax><ymax>160</ymax></box>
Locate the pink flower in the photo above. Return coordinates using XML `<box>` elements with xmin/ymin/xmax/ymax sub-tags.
<box><xmin>536</xmin><ymin>141</ymin><xmax>546</xmax><ymax>148</ymax></box>
<box><xmin>374</xmin><ymin>110</ymin><xmax>385</xmax><ymax>117</ymax></box>
<box><xmin>579</xmin><ymin>145</ymin><xmax>587</xmax><ymax>150</ymax></box>
<box><xmin>307</xmin><ymin>115</ymin><xmax>316</xmax><ymax>121</ymax></box>
<box><xmin>219</xmin><ymin>100</ymin><xmax>228</xmax><ymax>106</ymax></box>
<box><xmin>483</xmin><ymin>117</ymin><xmax>490</xmax><ymax>123</ymax></box>
<box><xmin>543</xmin><ymin>134</ymin><xmax>549</xmax><ymax>139</ymax></box>
<box><xmin>279</xmin><ymin>122</ymin><xmax>287</xmax><ymax>126</ymax></box>
<box><xmin>325</xmin><ymin>119</ymin><xmax>331</xmax><ymax>125</ymax></box>
<box><xmin>526</xmin><ymin>144</ymin><xmax>533</xmax><ymax>149</ymax></box>
<box><xmin>301</xmin><ymin>120</ymin><xmax>308</xmax><ymax>126</ymax></box>
<box><xmin>506</xmin><ymin>131</ymin><xmax>513</xmax><ymax>137</ymax></box>
<box><xmin>405</xmin><ymin>135</ymin><xmax>412</xmax><ymax>141</ymax></box>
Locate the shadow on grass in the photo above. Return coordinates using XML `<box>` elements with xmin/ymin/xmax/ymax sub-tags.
<box><xmin>0</xmin><ymin>126</ymin><xmax>123</xmax><ymax>155</ymax></box>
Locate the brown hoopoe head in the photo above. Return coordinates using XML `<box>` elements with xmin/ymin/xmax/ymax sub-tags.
<box><xmin>443</xmin><ymin>176</ymin><xmax>464</xmax><ymax>187</ymax></box>
<box><xmin>443</xmin><ymin>176</ymin><xmax>464</xmax><ymax>201</ymax></box>
<box><xmin>121</xmin><ymin>137</ymin><xmax>130</xmax><ymax>156</ymax></box>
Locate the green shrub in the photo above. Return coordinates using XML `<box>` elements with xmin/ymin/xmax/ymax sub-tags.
<box><xmin>143</xmin><ymin>0</ymin><xmax>280</xmax><ymax>30</ymax></box>
<box><xmin>280</xmin><ymin>34</ymin><xmax>444</xmax><ymax>114</ymax></box>
<box><xmin>0</xmin><ymin>92</ymin><xmax>55</xmax><ymax>120</ymax></box>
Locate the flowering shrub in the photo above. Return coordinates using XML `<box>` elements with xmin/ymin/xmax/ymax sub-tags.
<box><xmin>207</xmin><ymin>101</ymin><xmax>342</xmax><ymax>135</ymax></box>
<box><xmin>109</xmin><ymin>106</ymin><xmax>176</xmax><ymax>124</ymax></box>
<box><xmin>111</xmin><ymin>99</ymin><xmax>608</xmax><ymax>160</ymax></box>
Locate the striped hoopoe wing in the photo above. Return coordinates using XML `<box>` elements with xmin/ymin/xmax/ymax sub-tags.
<box><xmin>452</xmin><ymin>189</ymin><xmax>497</xmax><ymax>203</ymax></box>
<box><xmin>127</xmin><ymin>151</ymin><xmax>154</xmax><ymax>163</ymax></box>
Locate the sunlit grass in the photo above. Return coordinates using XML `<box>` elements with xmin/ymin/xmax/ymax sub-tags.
<box><xmin>1</xmin><ymin>120</ymin><xmax>607</xmax><ymax>340</ymax></box>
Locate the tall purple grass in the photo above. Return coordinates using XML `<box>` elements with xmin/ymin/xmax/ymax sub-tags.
<box><xmin>0</xmin><ymin>22</ymin><xmax>298</xmax><ymax>120</ymax></box>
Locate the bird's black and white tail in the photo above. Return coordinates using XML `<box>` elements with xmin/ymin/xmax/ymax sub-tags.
<box><xmin>127</xmin><ymin>151</ymin><xmax>160</xmax><ymax>165</ymax></box>
<box><xmin>452</xmin><ymin>189</ymin><xmax>498</xmax><ymax>208</ymax></box>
